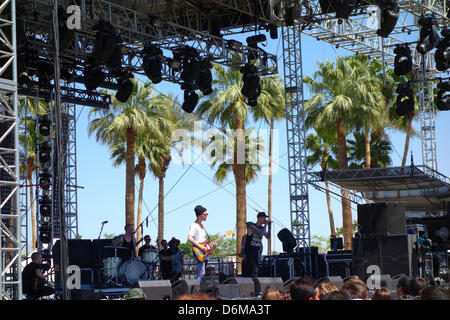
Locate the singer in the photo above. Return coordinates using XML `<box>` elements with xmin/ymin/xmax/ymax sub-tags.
<box><xmin>111</xmin><ymin>224</ymin><xmax>137</xmax><ymax>261</ymax></box>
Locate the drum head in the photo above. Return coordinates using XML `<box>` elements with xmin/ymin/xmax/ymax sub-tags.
<box><xmin>125</xmin><ymin>261</ymin><xmax>148</xmax><ymax>284</ymax></box>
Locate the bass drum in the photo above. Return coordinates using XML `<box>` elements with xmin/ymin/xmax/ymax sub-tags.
<box><xmin>119</xmin><ymin>260</ymin><xmax>149</xmax><ymax>285</ymax></box>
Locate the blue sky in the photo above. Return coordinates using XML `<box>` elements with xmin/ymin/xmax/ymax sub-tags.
<box><xmin>73</xmin><ymin>31</ymin><xmax>450</xmax><ymax>255</ymax></box>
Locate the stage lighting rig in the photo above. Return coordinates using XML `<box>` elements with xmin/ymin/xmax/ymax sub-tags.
<box><xmin>319</xmin><ymin>0</ymin><xmax>356</xmax><ymax>23</ymax></box>
<box><xmin>376</xmin><ymin>0</ymin><xmax>399</xmax><ymax>38</ymax></box>
<box><xmin>435</xmin><ymin>29</ymin><xmax>450</xmax><ymax>72</ymax></box>
<box><xmin>246</xmin><ymin>34</ymin><xmax>266</xmax><ymax>62</ymax></box>
<box><xmin>396</xmin><ymin>83</ymin><xmax>415</xmax><ymax>116</ymax></box>
<box><xmin>38</xmin><ymin>115</ymin><xmax>51</xmax><ymax>137</ymax></box>
<box><xmin>39</xmin><ymin>195</ymin><xmax>52</xmax><ymax>218</ymax></box>
<box><xmin>181</xmin><ymin>47</ymin><xmax>201</xmax><ymax>85</ymax></box>
<box><xmin>394</xmin><ymin>44</ymin><xmax>412</xmax><ymax>76</ymax></box>
<box><xmin>240</xmin><ymin>63</ymin><xmax>261</xmax><ymax>107</ymax></box>
<box><xmin>57</xmin><ymin>7</ymin><xmax>74</xmax><ymax>52</ymax></box>
<box><xmin>39</xmin><ymin>169</ymin><xmax>52</xmax><ymax>191</ymax></box>
<box><xmin>92</xmin><ymin>21</ymin><xmax>116</xmax><ymax>66</ymax></box>
<box><xmin>168</xmin><ymin>51</ymin><xmax>182</xmax><ymax>72</ymax></box>
<box><xmin>197</xmin><ymin>59</ymin><xmax>213</xmax><ymax>96</ymax></box>
<box><xmin>38</xmin><ymin>222</ymin><xmax>52</xmax><ymax>244</ymax></box>
<box><xmin>417</xmin><ymin>15</ymin><xmax>440</xmax><ymax>55</ymax></box>
<box><xmin>437</xmin><ymin>81</ymin><xmax>450</xmax><ymax>111</ymax></box>
<box><xmin>38</xmin><ymin>142</ymin><xmax>51</xmax><ymax>164</ymax></box>
<box><xmin>106</xmin><ymin>43</ymin><xmax>124</xmax><ymax>78</ymax></box>
<box><xmin>182</xmin><ymin>86</ymin><xmax>199</xmax><ymax>114</ymax></box>
<box><xmin>142</xmin><ymin>44</ymin><xmax>163</xmax><ymax>84</ymax></box>
<box><xmin>84</xmin><ymin>64</ymin><xmax>106</xmax><ymax>91</ymax></box>
<box><xmin>115</xmin><ymin>70</ymin><xmax>134</xmax><ymax>103</ymax></box>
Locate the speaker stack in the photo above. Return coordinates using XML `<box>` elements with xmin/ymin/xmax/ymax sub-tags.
<box><xmin>353</xmin><ymin>202</ymin><xmax>414</xmax><ymax>279</ymax></box>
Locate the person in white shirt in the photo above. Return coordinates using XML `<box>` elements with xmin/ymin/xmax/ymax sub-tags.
<box><xmin>188</xmin><ymin>205</ymin><xmax>216</xmax><ymax>282</ymax></box>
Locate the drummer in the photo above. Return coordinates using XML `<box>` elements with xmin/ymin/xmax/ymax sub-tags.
<box><xmin>138</xmin><ymin>235</ymin><xmax>156</xmax><ymax>258</ymax></box>
<box><xmin>111</xmin><ymin>224</ymin><xmax>137</xmax><ymax>262</ymax></box>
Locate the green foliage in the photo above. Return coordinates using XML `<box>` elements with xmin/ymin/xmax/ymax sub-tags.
<box><xmin>103</xmin><ymin>233</ymin><xmax>117</xmax><ymax>239</ymax></box>
<box><xmin>347</xmin><ymin>131</ymin><xmax>392</xmax><ymax>168</ymax></box>
<box><xmin>335</xmin><ymin>220</ymin><xmax>358</xmax><ymax>237</ymax></box>
<box><xmin>179</xmin><ymin>233</ymin><xmax>237</xmax><ymax>259</ymax></box>
<box><xmin>311</xmin><ymin>235</ymin><xmax>330</xmax><ymax>253</ymax></box>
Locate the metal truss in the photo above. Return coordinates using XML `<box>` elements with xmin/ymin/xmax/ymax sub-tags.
<box><xmin>0</xmin><ymin>0</ymin><xmax>21</xmax><ymax>300</ymax></box>
<box><xmin>281</xmin><ymin>2</ymin><xmax>312</xmax><ymax>275</ymax></box>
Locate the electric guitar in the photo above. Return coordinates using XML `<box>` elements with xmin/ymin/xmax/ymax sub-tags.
<box><xmin>193</xmin><ymin>231</ymin><xmax>235</xmax><ymax>262</ymax></box>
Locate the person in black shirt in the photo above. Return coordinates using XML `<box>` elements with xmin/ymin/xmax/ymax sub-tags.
<box><xmin>138</xmin><ymin>235</ymin><xmax>156</xmax><ymax>258</ymax></box>
<box><xmin>112</xmin><ymin>224</ymin><xmax>137</xmax><ymax>262</ymax></box>
<box><xmin>22</xmin><ymin>252</ymin><xmax>54</xmax><ymax>299</ymax></box>
<box><xmin>242</xmin><ymin>212</ymin><xmax>271</xmax><ymax>279</ymax></box>
<box><xmin>158</xmin><ymin>239</ymin><xmax>173</xmax><ymax>280</ymax></box>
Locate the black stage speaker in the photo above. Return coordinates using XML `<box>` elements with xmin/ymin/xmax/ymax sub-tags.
<box><xmin>53</xmin><ymin>239</ymin><xmax>93</xmax><ymax>268</ymax></box>
<box><xmin>138</xmin><ymin>280</ymin><xmax>172</xmax><ymax>300</ymax></box>
<box><xmin>91</xmin><ymin>239</ymin><xmax>113</xmax><ymax>268</ymax></box>
<box><xmin>70</xmin><ymin>289</ymin><xmax>98</xmax><ymax>300</ymax></box>
<box><xmin>318</xmin><ymin>276</ymin><xmax>343</xmax><ymax>289</ymax></box>
<box><xmin>222</xmin><ymin>277</ymin><xmax>255</xmax><ymax>297</ymax></box>
<box><xmin>253</xmin><ymin>277</ymin><xmax>284</xmax><ymax>294</ymax></box>
<box><xmin>171</xmin><ymin>279</ymin><xmax>200</xmax><ymax>298</ymax></box>
<box><xmin>352</xmin><ymin>235</ymin><xmax>412</xmax><ymax>279</ymax></box>
<box><xmin>357</xmin><ymin>202</ymin><xmax>406</xmax><ymax>236</ymax></box>
<box><xmin>277</xmin><ymin>228</ymin><xmax>297</xmax><ymax>253</ymax></box>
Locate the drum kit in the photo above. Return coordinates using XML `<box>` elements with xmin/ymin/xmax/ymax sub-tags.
<box><xmin>102</xmin><ymin>246</ymin><xmax>160</xmax><ymax>287</ymax></box>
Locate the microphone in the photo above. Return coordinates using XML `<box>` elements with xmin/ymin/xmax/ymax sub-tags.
<box><xmin>101</xmin><ymin>221</ymin><xmax>108</xmax><ymax>224</ymax></box>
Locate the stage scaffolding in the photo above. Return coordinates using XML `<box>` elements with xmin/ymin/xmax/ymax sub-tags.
<box><xmin>2</xmin><ymin>0</ymin><xmax>449</xmax><ymax>299</ymax></box>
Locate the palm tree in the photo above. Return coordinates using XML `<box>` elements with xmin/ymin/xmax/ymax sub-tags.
<box><xmin>88</xmin><ymin>80</ymin><xmax>171</xmax><ymax>225</ymax></box>
<box><xmin>252</xmin><ymin>75</ymin><xmax>285</xmax><ymax>255</ymax></box>
<box><xmin>197</xmin><ymin>63</ymin><xmax>274</xmax><ymax>261</ymax></box>
<box><xmin>347</xmin><ymin>131</ymin><xmax>393</xmax><ymax>168</ymax></box>
<box><xmin>304</xmin><ymin>56</ymin><xmax>382</xmax><ymax>249</ymax></box>
<box><xmin>306</xmin><ymin>129</ymin><xmax>339</xmax><ymax>236</ymax></box>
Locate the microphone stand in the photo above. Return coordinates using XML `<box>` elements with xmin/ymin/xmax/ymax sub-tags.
<box><xmin>98</xmin><ymin>222</ymin><xmax>106</xmax><ymax>240</ymax></box>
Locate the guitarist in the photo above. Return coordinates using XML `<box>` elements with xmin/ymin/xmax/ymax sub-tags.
<box><xmin>22</xmin><ymin>252</ymin><xmax>54</xmax><ymax>299</ymax></box>
<box><xmin>188</xmin><ymin>205</ymin><xmax>216</xmax><ymax>282</ymax></box>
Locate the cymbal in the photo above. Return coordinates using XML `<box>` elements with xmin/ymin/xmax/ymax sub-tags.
<box><xmin>104</xmin><ymin>246</ymin><xmax>127</xmax><ymax>250</ymax></box>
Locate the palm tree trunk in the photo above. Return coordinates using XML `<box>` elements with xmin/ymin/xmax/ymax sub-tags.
<box><xmin>401</xmin><ymin>113</ymin><xmax>413</xmax><ymax>167</ymax></box>
<box><xmin>267</xmin><ymin>118</ymin><xmax>274</xmax><ymax>255</ymax></box>
<box><xmin>157</xmin><ymin>175</ymin><xmax>164</xmax><ymax>244</ymax></box>
<box><xmin>235</xmin><ymin>117</ymin><xmax>247</xmax><ymax>273</ymax></box>
<box><xmin>336</xmin><ymin>120</ymin><xmax>353</xmax><ymax>249</ymax></box>
<box><xmin>136</xmin><ymin>157</ymin><xmax>146</xmax><ymax>252</ymax></box>
<box><xmin>125</xmin><ymin>127</ymin><xmax>136</xmax><ymax>225</ymax></box>
<box><xmin>364</xmin><ymin>122</ymin><xmax>371</xmax><ymax>168</ymax></box>
<box><xmin>324</xmin><ymin>181</ymin><xmax>336</xmax><ymax>236</ymax></box>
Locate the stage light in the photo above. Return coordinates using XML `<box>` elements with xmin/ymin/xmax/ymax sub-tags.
<box><xmin>435</xmin><ymin>29</ymin><xmax>450</xmax><ymax>72</ymax></box>
<box><xmin>115</xmin><ymin>72</ymin><xmax>134</xmax><ymax>103</ymax></box>
<box><xmin>437</xmin><ymin>81</ymin><xmax>450</xmax><ymax>111</ymax></box>
<box><xmin>39</xmin><ymin>142</ymin><xmax>51</xmax><ymax>164</ymax></box>
<box><xmin>319</xmin><ymin>0</ymin><xmax>336</xmax><ymax>14</ymax></box>
<box><xmin>240</xmin><ymin>63</ymin><xmax>261</xmax><ymax>107</ymax></box>
<box><xmin>142</xmin><ymin>45</ymin><xmax>163</xmax><ymax>84</ymax></box>
<box><xmin>182</xmin><ymin>89</ymin><xmax>199</xmax><ymax>113</ymax></box>
<box><xmin>396</xmin><ymin>83</ymin><xmax>415</xmax><ymax>116</ymax></box>
<box><xmin>269</xmin><ymin>24</ymin><xmax>278</xmax><ymax>40</ymax></box>
<box><xmin>39</xmin><ymin>195</ymin><xmax>52</xmax><ymax>218</ymax></box>
<box><xmin>37</xmin><ymin>62</ymin><xmax>53</xmax><ymax>88</ymax></box>
<box><xmin>39</xmin><ymin>223</ymin><xmax>52</xmax><ymax>244</ymax></box>
<box><xmin>394</xmin><ymin>44</ymin><xmax>412</xmax><ymax>76</ymax></box>
<box><xmin>335</xmin><ymin>0</ymin><xmax>356</xmax><ymax>21</ymax></box>
<box><xmin>84</xmin><ymin>66</ymin><xmax>106</xmax><ymax>91</ymax></box>
<box><xmin>106</xmin><ymin>44</ymin><xmax>123</xmax><ymax>77</ymax></box>
<box><xmin>197</xmin><ymin>59</ymin><xmax>213</xmax><ymax>96</ymax></box>
<box><xmin>181</xmin><ymin>48</ymin><xmax>201</xmax><ymax>85</ymax></box>
<box><xmin>246</xmin><ymin>34</ymin><xmax>266</xmax><ymax>61</ymax></box>
<box><xmin>168</xmin><ymin>51</ymin><xmax>182</xmax><ymax>71</ymax></box>
<box><xmin>377</xmin><ymin>1</ymin><xmax>399</xmax><ymax>38</ymax></box>
<box><xmin>39</xmin><ymin>169</ymin><xmax>52</xmax><ymax>190</ymax></box>
<box><xmin>417</xmin><ymin>15</ymin><xmax>440</xmax><ymax>55</ymax></box>
<box><xmin>92</xmin><ymin>21</ymin><xmax>116</xmax><ymax>65</ymax></box>
<box><xmin>38</xmin><ymin>115</ymin><xmax>51</xmax><ymax>137</ymax></box>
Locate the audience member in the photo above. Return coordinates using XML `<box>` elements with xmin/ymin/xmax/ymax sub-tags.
<box><xmin>396</xmin><ymin>276</ymin><xmax>414</xmax><ymax>300</ymax></box>
<box><xmin>419</xmin><ymin>286</ymin><xmax>450</xmax><ymax>300</ymax></box>
<box><xmin>322</xmin><ymin>291</ymin><xmax>348</xmax><ymax>300</ymax></box>
<box><xmin>289</xmin><ymin>277</ymin><xmax>319</xmax><ymax>300</ymax></box>
<box><xmin>341</xmin><ymin>279</ymin><xmax>368</xmax><ymax>300</ymax></box>
<box><xmin>177</xmin><ymin>293</ymin><xmax>216</xmax><ymax>300</ymax></box>
<box><xmin>409</xmin><ymin>277</ymin><xmax>427</xmax><ymax>298</ymax></box>
<box><xmin>318</xmin><ymin>282</ymin><xmax>339</xmax><ymax>299</ymax></box>
<box><xmin>124</xmin><ymin>288</ymin><xmax>146</xmax><ymax>300</ymax></box>
<box><xmin>371</xmin><ymin>287</ymin><xmax>393</xmax><ymax>300</ymax></box>
<box><xmin>262</xmin><ymin>289</ymin><xmax>280</xmax><ymax>300</ymax></box>
<box><xmin>279</xmin><ymin>289</ymin><xmax>291</xmax><ymax>300</ymax></box>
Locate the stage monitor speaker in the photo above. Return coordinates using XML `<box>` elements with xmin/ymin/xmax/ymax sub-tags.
<box><xmin>171</xmin><ymin>279</ymin><xmax>200</xmax><ymax>298</ymax></box>
<box><xmin>53</xmin><ymin>239</ymin><xmax>93</xmax><ymax>268</ymax></box>
<box><xmin>318</xmin><ymin>276</ymin><xmax>344</xmax><ymax>289</ymax></box>
<box><xmin>357</xmin><ymin>202</ymin><xmax>406</xmax><ymax>236</ymax></box>
<box><xmin>218</xmin><ymin>284</ymin><xmax>241</xmax><ymax>299</ymax></box>
<box><xmin>254</xmin><ymin>277</ymin><xmax>284</xmax><ymax>294</ymax></box>
<box><xmin>352</xmin><ymin>235</ymin><xmax>412</xmax><ymax>279</ymax></box>
<box><xmin>222</xmin><ymin>277</ymin><xmax>255</xmax><ymax>297</ymax></box>
<box><xmin>138</xmin><ymin>280</ymin><xmax>172</xmax><ymax>300</ymax></box>
<box><xmin>277</xmin><ymin>228</ymin><xmax>297</xmax><ymax>253</ymax></box>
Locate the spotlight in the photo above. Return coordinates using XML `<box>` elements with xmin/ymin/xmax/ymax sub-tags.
<box><xmin>39</xmin><ymin>195</ymin><xmax>52</xmax><ymax>218</ymax></box>
<box><xmin>197</xmin><ymin>59</ymin><xmax>213</xmax><ymax>96</ymax></box>
<box><xmin>377</xmin><ymin>0</ymin><xmax>399</xmax><ymax>38</ymax></box>
<box><xmin>319</xmin><ymin>0</ymin><xmax>336</xmax><ymax>14</ymax></box>
<box><xmin>437</xmin><ymin>81</ymin><xmax>450</xmax><ymax>111</ymax></box>
<box><xmin>38</xmin><ymin>115</ymin><xmax>51</xmax><ymax>137</ymax></box>
<box><xmin>417</xmin><ymin>15</ymin><xmax>440</xmax><ymax>54</ymax></box>
<box><xmin>246</xmin><ymin>34</ymin><xmax>266</xmax><ymax>61</ymax></box>
<box><xmin>240</xmin><ymin>63</ymin><xmax>261</xmax><ymax>107</ymax></box>
<box><xmin>39</xmin><ymin>169</ymin><xmax>52</xmax><ymax>190</ymax></box>
<box><xmin>142</xmin><ymin>45</ymin><xmax>163</xmax><ymax>84</ymax></box>
<box><xmin>394</xmin><ymin>44</ymin><xmax>412</xmax><ymax>76</ymax></box>
<box><xmin>106</xmin><ymin>44</ymin><xmax>123</xmax><ymax>77</ymax></box>
<box><xmin>335</xmin><ymin>0</ymin><xmax>356</xmax><ymax>20</ymax></box>
<box><xmin>37</xmin><ymin>62</ymin><xmax>53</xmax><ymax>89</ymax></box>
<box><xmin>396</xmin><ymin>83</ymin><xmax>415</xmax><ymax>116</ymax></box>
<box><xmin>39</xmin><ymin>142</ymin><xmax>51</xmax><ymax>164</ymax></box>
<box><xmin>269</xmin><ymin>24</ymin><xmax>278</xmax><ymax>40</ymax></box>
<box><xmin>435</xmin><ymin>29</ymin><xmax>450</xmax><ymax>72</ymax></box>
<box><xmin>181</xmin><ymin>48</ymin><xmax>200</xmax><ymax>85</ymax></box>
<box><xmin>39</xmin><ymin>222</ymin><xmax>52</xmax><ymax>244</ymax></box>
<box><xmin>92</xmin><ymin>21</ymin><xmax>116</xmax><ymax>65</ymax></box>
<box><xmin>84</xmin><ymin>59</ymin><xmax>106</xmax><ymax>91</ymax></box>
<box><xmin>182</xmin><ymin>89</ymin><xmax>199</xmax><ymax>113</ymax></box>
<box><xmin>115</xmin><ymin>72</ymin><xmax>134</xmax><ymax>103</ymax></box>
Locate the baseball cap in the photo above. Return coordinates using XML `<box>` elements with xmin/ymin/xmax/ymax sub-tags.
<box><xmin>257</xmin><ymin>212</ymin><xmax>268</xmax><ymax>218</ymax></box>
